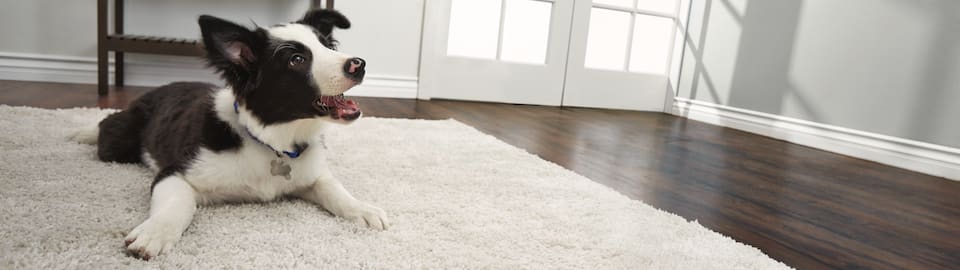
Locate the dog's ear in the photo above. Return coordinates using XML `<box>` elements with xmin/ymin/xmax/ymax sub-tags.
<box><xmin>297</xmin><ymin>9</ymin><xmax>351</xmax><ymax>37</ymax></box>
<box><xmin>199</xmin><ymin>15</ymin><xmax>264</xmax><ymax>94</ymax></box>
<box><xmin>199</xmin><ymin>15</ymin><xmax>260</xmax><ymax>70</ymax></box>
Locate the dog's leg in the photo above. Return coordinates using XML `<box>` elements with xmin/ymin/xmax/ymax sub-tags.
<box><xmin>124</xmin><ymin>175</ymin><xmax>197</xmax><ymax>260</ymax></box>
<box><xmin>296</xmin><ymin>168</ymin><xmax>389</xmax><ymax>230</ymax></box>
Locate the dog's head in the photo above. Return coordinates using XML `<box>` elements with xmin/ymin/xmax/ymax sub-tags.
<box><xmin>199</xmin><ymin>10</ymin><xmax>364</xmax><ymax>125</ymax></box>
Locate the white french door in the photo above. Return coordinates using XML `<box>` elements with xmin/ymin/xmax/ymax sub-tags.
<box><xmin>563</xmin><ymin>0</ymin><xmax>681</xmax><ymax>111</ymax></box>
<box><xmin>419</xmin><ymin>0</ymin><xmax>574</xmax><ymax>106</ymax></box>
<box><xmin>419</xmin><ymin>0</ymin><xmax>683</xmax><ymax>111</ymax></box>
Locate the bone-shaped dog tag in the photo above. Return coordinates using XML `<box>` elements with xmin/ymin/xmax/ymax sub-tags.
<box><xmin>270</xmin><ymin>158</ymin><xmax>292</xmax><ymax>180</ymax></box>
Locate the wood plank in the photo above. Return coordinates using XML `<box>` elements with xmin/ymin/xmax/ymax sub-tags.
<box><xmin>104</xmin><ymin>38</ymin><xmax>204</xmax><ymax>56</ymax></box>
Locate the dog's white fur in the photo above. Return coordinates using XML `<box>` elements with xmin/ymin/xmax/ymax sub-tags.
<box><xmin>119</xmin><ymin>88</ymin><xmax>387</xmax><ymax>259</ymax></box>
<box><xmin>269</xmin><ymin>24</ymin><xmax>357</xmax><ymax>97</ymax></box>
<box><xmin>70</xmin><ymin>124</ymin><xmax>100</xmax><ymax>145</ymax></box>
<box><xmin>79</xmin><ymin>24</ymin><xmax>388</xmax><ymax>259</ymax></box>
<box><xmin>124</xmin><ymin>176</ymin><xmax>196</xmax><ymax>259</ymax></box>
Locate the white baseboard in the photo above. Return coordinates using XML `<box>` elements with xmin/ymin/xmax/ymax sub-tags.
<box><xmin>672</xmin><ymin>97</ymin><xmax>960</xmax><ymax>181</ymax></box>
<box><xmin>346</xmin><ymin>74</ymin><xmax>419</xmax><ymax>99</ymax></box>
<box><xmin>0</xmin><ymin>52</ymin><xmax>418</xmax><ymax>99</ymax></box>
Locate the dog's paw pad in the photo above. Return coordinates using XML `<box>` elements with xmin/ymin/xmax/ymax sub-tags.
<box><xmin>123</xmin><ymin>218</ymin><xmax>181</xmax><ymax>260</ymax></box>
<box><xmin>340</xmin><ymin>203</ymin><xmax>389</xmax><ymax>230</ymax></box>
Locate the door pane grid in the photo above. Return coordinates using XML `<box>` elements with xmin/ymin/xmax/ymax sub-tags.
<box><xmin>585</xmin><ymin>0</ymin><xmax>678</xmax><ymax>74</ymax></box>
<box><xmin>446</xmin><ymin>0</ymin><xmax>501</xmax><ymax>59</ymax></box>
<box><xmin>629</xmin><ymin>14</ymin><xmax>674</xmax><ymax>74</ymax></box>
<box><xmin>583</xmin><ymin>8</ymin><xmax>632</xmax><ymax>71</ymax></box>
<box><xmin>500</xmin><ymin>0</ymin><xmax>553</xmax><ymax>64</ymax></box>
<box><xmin>591</xmin><ymin>2</ymin><xmax>676</xmax><ymax>19</ymax></box>
<box><xmin>447</xmin><ymin>0</ymin><xmax>553</xmax><ymax>65</ymax></box>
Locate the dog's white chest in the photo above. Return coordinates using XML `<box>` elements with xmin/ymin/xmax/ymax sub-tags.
<box><xmin>182</xmin><ymin>145</ymin><xmax>321</xmax><ymax>204</ymax></box>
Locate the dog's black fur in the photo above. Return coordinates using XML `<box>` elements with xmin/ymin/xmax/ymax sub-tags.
<box><xmin>97</xmin><ymin>82</ymin><xmax>242</xmax><ymax>186</ymax></box>
<box><xmin>97</xmin><ymin>10</ymin><xmax>352</xmax><ymax>188</ymax></box>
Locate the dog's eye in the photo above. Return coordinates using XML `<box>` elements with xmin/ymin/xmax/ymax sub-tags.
<box><xmin>289</xmin><ymin>54</ymin><xmax>306</xmax><ymax>67</ymax></box>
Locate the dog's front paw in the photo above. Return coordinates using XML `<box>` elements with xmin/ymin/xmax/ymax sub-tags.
<box><xmin>123</xmin><ymin>218</ymin><xmax>183</xmax><ymax>260</ymax></box>
<box><xmin>337</xmin><ymin>202</ymin><xmax>389</xmax><ymax>230</ymax></box>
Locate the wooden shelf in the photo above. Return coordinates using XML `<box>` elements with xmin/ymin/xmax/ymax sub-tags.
<box><xmin>105</xmin><ymin>34</ymin><xmax>204</xmax><ymax>57</ymax></box>
<box><xmin>97</xmin><ymin>0</ymin><xmax>331</xmax><ymax>95</ymax></box>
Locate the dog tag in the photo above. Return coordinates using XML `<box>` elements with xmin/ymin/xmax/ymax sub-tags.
<box><xmin>270</xmin><ymin>158</ymin><xmax>292</xmax><ymax>180</ymax></box>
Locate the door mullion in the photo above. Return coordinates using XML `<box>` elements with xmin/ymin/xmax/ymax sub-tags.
<box><xmin>496</xmin><ymin>0</ymin><xmax>508</xmax><ymax>60</ymax></box>
<box><xmin>623</xmin><ymin>13</ymin><xmax>636</xmax><ymax>71</ymax></box>
<box><xmin>592</xmin><ymin>3</ymin><xmax>675</xmax><ymax>19</ymax></box>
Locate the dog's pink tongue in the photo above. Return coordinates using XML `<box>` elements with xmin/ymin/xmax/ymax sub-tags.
<box><xmin>335</xmin><ymin>99</ymin><xmax>360</xmax><ymax>118</ymax></box>
<box><xmin>321</xmin><ymin>96</ymin><xmax>361</xmax><ymax>119</ymax></box>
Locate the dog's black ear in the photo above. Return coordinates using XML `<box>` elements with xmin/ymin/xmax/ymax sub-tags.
<box><xmin>199</xmin><ymin>15</ymin><xmax>260</xmax><ymax>70</ymax></box>
<box><xmin>297</xmin><ymin>9</ymin><xmax>351</xmax><ymax>37</ymax></box>
<box><xmin>199</xmin><ymin>15</ymin><xmax>263</xmax><ymax>93</ymax></box>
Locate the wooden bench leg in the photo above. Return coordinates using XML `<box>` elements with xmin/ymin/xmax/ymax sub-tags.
<box><xmin>97</xmin><ymin>50</ymin><xmax>110</xmax><ymax>96</ymax></box>
<box><xmin>98</xmin><ymin>48</ymin><xmax>108</xmax><ymax>96</ymax></box>
<box><xmin>115</xmin><ymin>51</ymin><xmax>124</xmax><ymax>87</ymax></box>
<box><xmin>97</xmin><ymin>0</ymin><xmax>108</xmax><ymax>96</ymax></box>
<box><xmin>114</xmin><ymin>0</ymin><xmax>124</xmax><ymax>87</ymax></box>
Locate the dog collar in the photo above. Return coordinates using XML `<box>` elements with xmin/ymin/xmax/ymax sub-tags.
<box><xmin>234</xmin><ymin>101</ymin><xmax>306</xmax><ymax>159</ymax></box>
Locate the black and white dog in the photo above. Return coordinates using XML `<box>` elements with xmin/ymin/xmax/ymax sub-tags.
<box><xmin>72</xmin><ymin>9</ymin><xmax>387</xmax><ymax>260</ymax></box>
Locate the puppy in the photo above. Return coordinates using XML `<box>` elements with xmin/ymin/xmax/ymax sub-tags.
<box><xmin>76</xmin><ymin>9</ymin><xmax>387</xmax><ymax>260</ymax></box>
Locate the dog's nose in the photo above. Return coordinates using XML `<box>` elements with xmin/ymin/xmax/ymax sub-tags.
<box><xmin>343</xmin><ymin>57</ymin><xmax>366</xmax><ymax>81</ymax></box>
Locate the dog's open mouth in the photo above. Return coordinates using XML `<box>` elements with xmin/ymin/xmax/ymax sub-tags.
<box><xmin>315</xmin><ymin>94</ymin><xmax>361</xmax><ymax>121</ymax></box>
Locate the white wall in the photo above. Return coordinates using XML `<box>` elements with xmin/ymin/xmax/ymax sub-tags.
<box><xmin>671</xmin><ymin>0</ymin><xmax>960</xmax><ymax>179</ymax></box>
<box><xmin>0</xmin><ymin>0</ymin><xmax>423</xmax><ymax>98</ymax></box>
<box><xmin>677</xmin><ymin>0</ymin><xmax>960</xmax><ymax>149</ymax></box>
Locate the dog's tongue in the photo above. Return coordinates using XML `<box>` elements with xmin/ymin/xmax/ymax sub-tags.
<box><xmin>320</xmin><ymin>95</ymin><xmax>360</xmax><ymax>119</ymax></box>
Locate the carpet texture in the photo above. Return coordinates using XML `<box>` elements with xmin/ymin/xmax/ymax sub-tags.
<box><xmin>0</xmin><ymin>105</ymin><xmax>791</xmax><ymax>269</ymax></box>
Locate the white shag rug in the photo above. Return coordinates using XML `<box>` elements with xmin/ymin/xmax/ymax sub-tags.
<box><xmin>0</xmin><ymin>105</ymin><xmax>791</xmax><ymax>269</ymax></box>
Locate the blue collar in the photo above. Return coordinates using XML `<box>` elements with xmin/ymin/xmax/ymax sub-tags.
<box><xmin>234</xmin><ymin>101</ymin><xmax>304</xmax><ymax>159</ymax></box>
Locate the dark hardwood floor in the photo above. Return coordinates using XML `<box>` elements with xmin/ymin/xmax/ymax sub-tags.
<box><xmin>2</xmin><ymin>80</ymin><xmax>958</xmax><ymax>270</ymax></box>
